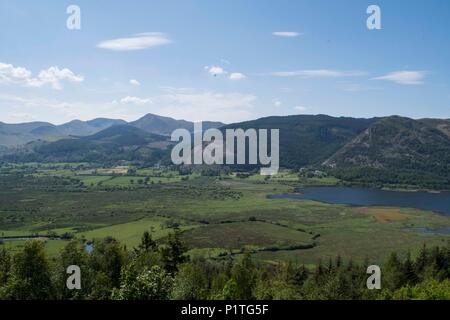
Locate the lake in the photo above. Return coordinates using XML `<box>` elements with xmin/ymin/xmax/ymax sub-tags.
<box><xmin>270</xmin><ymin>186</ymin><xmax>450</xmax><ymax>215</ymax></box>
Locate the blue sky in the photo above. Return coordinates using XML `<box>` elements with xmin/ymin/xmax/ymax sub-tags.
<box><xmin>0</xmin><ymin>0</ymin><xmax>449</xmax><ymax>124</ymax></box>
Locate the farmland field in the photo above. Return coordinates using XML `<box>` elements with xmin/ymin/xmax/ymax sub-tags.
<box><xmin>1</xmin><ymin>163</ymin><xmax>449</xmax><ymax>265</ymax></box>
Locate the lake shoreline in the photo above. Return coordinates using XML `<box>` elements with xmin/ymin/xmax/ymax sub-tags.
<box><xmin>269</xmin><ymin>186</ymin><xmax>450</xmax><ymax>216</ymax></box>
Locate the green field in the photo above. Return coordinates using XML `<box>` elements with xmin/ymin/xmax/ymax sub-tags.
<box><xmin>78</xmin><ymin>216</ymin><xmax>200</xmax><ymax>248</ymax></box>
<box><xmin>1</xmin><ymin>163</ymin><xmax>449</xmax><ymax>264</ymax></box>
<box><xmin>181</xmin><ymin>221</ymin><xmax>314</xmax><ymax>249</ymax></box>
<box><xmin>1</xmin><ymin>239</ymin><xmax>69</xmax><ymax>256</ymax></box>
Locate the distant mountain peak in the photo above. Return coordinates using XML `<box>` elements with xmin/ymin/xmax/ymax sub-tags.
<box><xmin>131</xmin><ymin>113</ymin><xmax>224</xmax><ymax>136</ymax></box>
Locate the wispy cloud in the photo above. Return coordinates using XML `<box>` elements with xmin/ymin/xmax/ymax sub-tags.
<box><xmin>7</xmin><ymin>112</ymin><xmax>38</xmax><ymax>122</ymax></box>
<box><xmin>294</xmin><ymin>105</ymin><xmax>308</xmax><ymax>112</ymax></box>
<box><xmin>0</xmin><ymin>94</ymin><xmax>100</xmax><ymax>123</ymax></box>
<box><xmin>272</xmin><ymin>31</ymin><xmax>302</xmax><ymax>38</ymax></box>
<box><xmin>229</xmin><ymin>72</ymin><xmax>246</xmax><ymax>80</ymax></box>
<box><xmin>0</xmin><ymin>88</ymin><xmax>255</xmax><ymax>124</ymax></box>
<box><xmin>0</xmin><ymin>62</ymin><xmax>83</xmax><ymax>90</ymax></box>
<box><xmin>97</xmin><ymin>32</ymin><xmax>171</xmax><ymax>51</ymax></box>
<box><xmin>158</xmin><ymin>89</ymin><xmax>256</xmax><ymax>122</ymax></box>
<box><xmin>373</xmin><ymin>71</ymin><xmax>425</xmax><ymax>85</ymax></box>
<box><xmin>262</xmin><ymin>69</ymin><xmax>366</xmax><ymax>78</ymax></box>
<box><xmin>114</xmin><ymin>96</ymin><xmax>152</xmax><ymax>105</ymax></box>
<box><xmin>0</xmin><ymin>94</ymin><xmax>155</xmax><ymax>124</ymax></box>
<box><xmin>339</xmin><ymin>82</ymin><xmax>364</xmax><ymax>92</ymax></box>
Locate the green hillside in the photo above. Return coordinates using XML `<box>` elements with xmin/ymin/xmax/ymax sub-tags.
<box><xmin>4</xmin><ymin>125</ymin><xmax>171</xmax><ymax>164</ymax></box>
<box><xmin>325</xmin><ymin>116</ymin><xmax>450</xmax><ymax>189</ymax></box>
<box><xmin>223</xmin><ymin>114</ymin><xmax>377</xmax><ymax>168</ymax></box>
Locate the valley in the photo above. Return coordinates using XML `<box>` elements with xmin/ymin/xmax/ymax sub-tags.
<box><xmin>1</xmin><ymin>163</ymin><xmax>449</xmax><ymax>267</ymax></box>
<box><xmin>1</xmin><ymin>113</ymin><xmax>450</xmax><ymax>268</ymax></box>
<box><xmin>2</xmin><ymin>114</ymin><xmax>450</xmax><ymax>190</ymax></box>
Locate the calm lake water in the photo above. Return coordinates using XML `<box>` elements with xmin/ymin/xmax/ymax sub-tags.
<box><xmin>270</xmin><ymin>186</ymin><xmax>450</xmax><ymax>215</ymax></box>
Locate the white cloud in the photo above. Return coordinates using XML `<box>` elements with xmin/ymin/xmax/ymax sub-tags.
<box><xmin>129</xmin><ymin>79</ymin><xmax>141</xmax><ymax>86</ymax></box>
<box><xmin>0</xmin><ymin>63</ymin><xmax>31</xmax><ymax>81</ymax></box>
<box><xmin>229</xmin><ymin>73</ymin><xmax>246</xmax><ymax>80</ymax></box>
<box><xmin>373</xmin><ymin>71</ymin><xmax>425</xmax><ymax>85</ymax></box>
<box><xmin>274</xmin><ymin>101</ymin><xmax>282</xmax><ymax>107</ymax></box>
<box><xmin>0</xmin><ymin>94</ymin><xmax>34</xmax><ymax>105</ymax></box>
<box><xmin>30</xmin><ymin>67</ymin><xmax>84</xmax><ymax>90</ymax></box>
<box><xmin>0</xmin><ymin>88</ymin><xmax>255</xmax><ymax>124</ymax></box>
<box><xmin>0</xmin><ymin>94</ymin><xmax>151</xmax><ymax>124</ymax></box>
<box><xmin>118</xmin><ymin>96</ymin><xmax>152</xmax><ymax>105</ymax></box>
<box><xmin>205</xmin><ymin>66</ymin><xmax>246</xmax><ymax>81</ymax></box>
<box><xmin>268</xmin><ymin>69</ymin><xmax>366</xmax><ymax>78</ymax></box>
<box><xmin>0</xmin><ymin>94</ymin><xmax>94</xmax><ymax>123</ymax></box>
<box><xmin>294</xmin><ymin>106</ymin><xmax>307</xmax><ymax>113</ymax></box>
<box><xmin>206</xmin><ymin>65</ymin><xmax>227</xmax><ymax>76</ymax></box>
<box><xmin>272</xmin><ymin>31</ymin><xmax>302</xmax><ymax>37</ymax></box>
<box><xmin>0</xmin><ymin>63</ymin><xmax>83</xmax><ymax>90</ymax></box>
<box><xmin>97</xmin><ymin>32</ymin><xmax>171</xmax><ymax>51</ymax></box>
<box><xmin>158</xmin><ymin>89</ymin><xmax>256</xmax><ymax>123</ymax></box>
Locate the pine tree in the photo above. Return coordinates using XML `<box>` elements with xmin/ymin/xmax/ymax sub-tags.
<box><xmin>293</xmin><ymin>264</ymin><xmax>309</xmax><ymax>287</ymax></box>
<box><xmin>327</xmin><ymin>257</ymin><xmax>334</xmax><ymax>274</ymax></box>
<box><xmin>383</xmin><ymin>252</ymin><xmax>406</xmax><ymax>291</ymax></box>
<box><xmin>403</xmin><ymin>252</ymin><xmax>418</xmax><ymax>284</ymax></box>
<box><xmin>414</xmin><ymin>244</ymin><xmax>428</xmax><ymax>279</ymax></box>
<box><xmin>161</xmin><ymin>231</ymin><xmax>188</xmax><ymax>274</ymax></box>
<box><xmin>314</xmin><ymin>259</ymin><xmax>324</xmax><ymax>284</ymax></box>
<box><xmin>136</xmin><ymin>231</ymin><xmax>157</xmax><ymax>252</ymax></box>
<box><xmin>335</xmin><ymin>255</ymin><xmax>342</xmax><ymax>269</ymax></box>
<box><xmin>0</xmin><ymin>248</ymin><xmax>11</xmax><ymax>286</ymax></box>
<box><xmin>222</xmin><ymin>251</ymin><xmax>256</xmax><ymax>300</ymax></box>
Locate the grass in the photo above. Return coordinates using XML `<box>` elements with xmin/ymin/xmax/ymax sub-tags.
<box><xmin>181</xmin><ymin>221</ymin><xmax>313</xmax><ymax>250</ymax></box>
<box><xmin>0</xmin><ymin>239</ymin><xmax>70</xmax><ymax>257</ymax></box>
<box><xmin>1</xmin><ymin>164</ymin><xmax>449</xmax><ymax>265</ymax></box>
<box><xmin>77</xmin><ymin>175</ymin><xmax>113</xmax><ymax>186</ymax></box>
<box><xmin>253</xmin><ymin>229</ymin><xmax>449</xmax><ymax>265</ymax></box>
<box><xmin>100</xmin><ymin>176</ymin><xmax>146</xmax><ymax>186</ymax></box>
<box><xmin>354</xmin><ymin>207</ymin><xmax>411</xmax><ymax>224</ymax></box>
<box><xmin>77</xmin><ymin>216</ymin><xmax>200</xmax><ymax>248</ymax></box>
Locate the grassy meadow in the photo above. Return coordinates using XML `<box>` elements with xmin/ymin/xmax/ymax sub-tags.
<box><xmin>0</xmin><ymin>163</ymin><xmax>449</xmax><ymax>266</ymax></box>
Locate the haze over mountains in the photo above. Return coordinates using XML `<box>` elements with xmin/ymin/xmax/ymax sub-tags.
<box><xmin>0</xmin><ymin>113</ymin><xmax>225</xmax><ymax>147</ymax></box>
<box><xmin>1</xmin><ymin>113</ymin><xmax>450</xmax><ymax>188</ymax></box>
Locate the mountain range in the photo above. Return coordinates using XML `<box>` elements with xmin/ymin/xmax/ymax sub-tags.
<box><xmin>0</xmin><ymin>113</ymin><xmax>225</xmax><ymax>148</ymax></box>
<box><xmin>1</xmin><ymin>113</ymin><xmax>450</xmax><ymax>188</ymax></box>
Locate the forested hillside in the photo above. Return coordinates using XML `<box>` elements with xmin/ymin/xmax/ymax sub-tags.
<box><xmin>2</xmin><ymin>114</ymin><xmax>450</xmax><ymax>188</ymax></box>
